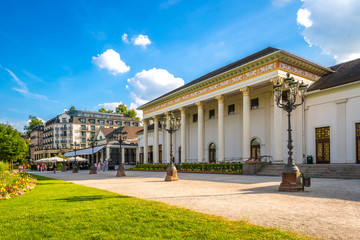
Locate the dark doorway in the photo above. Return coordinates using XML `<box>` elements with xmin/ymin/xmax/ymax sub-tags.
<box><xmin>178</xmin><ymin>146</ymin><xmax>181</xmax><ymax>163</ymax></box>
<box><xmin>209</xmin><ymin>143</ymin><xmax>216</xmax><ymax>163</ymax></box>
<box><xmin>316</xmin><ymin>127</ymin><xmax>330</xmax><ymax>164</ymax></box>
<box><xmin>250</xmin><ymin>138</ymin><xmax>261</xmax><ymax>160</ymax></box>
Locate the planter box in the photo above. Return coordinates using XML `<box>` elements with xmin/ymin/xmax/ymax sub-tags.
<box><xmin>243</xmin><ymin>163</ymin><xmax>264</xmax><ymax>175</ymax></box>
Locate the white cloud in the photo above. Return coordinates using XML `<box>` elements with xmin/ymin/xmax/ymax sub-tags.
<box><xmin>297</xmin><ymin>0</ymin><xmax>360</xmax><ymax>63</ymax></box>
<box><xmin>97</xmin><ymin>101</ymin><xmax>122</xmax><ymax>111</ymax></box>
<box><xmin>297</xmin><ymin>8</ymin><xmax>312</xmax><ymax>28</ymax></box>
<box><xmin>0</xmin><ymin>119</ymin><xmax>27</xmax><ymax>132</ymax></box>
<box><xmin>127</xmin><ymin>68</ymin><xmax>184</xmax><ymax>110</ymax></box>
<box><xmin>92</xmin><ymin>49</ymin><xmax>130</xmax><ymax>75</ymax></box>
<box><xmin>4</xmin><ymin>68</ymin><xmax>50</xmax><ymax>101</ymax></box>
<box><xmin>122</xmin><ymin>33</ymin><xmax>129</xmax><ymax>44</ymax></box>
<box><xmin>132</xmin><ymin>35</ymin><xmax>151</xmax><ymax>49</ymax></box>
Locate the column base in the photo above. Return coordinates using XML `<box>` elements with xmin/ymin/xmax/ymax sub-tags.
<box><xmin>89</xmin><ymin>167</ymin><xmax>97</xmax><ymax>174</ymax></box>
<box><xmin>165</xmin><ymin>164</ymin><xmax>179</xmax><ymax>181</ymax></box>
<box><xmin>279</xmin><ymin>171</ymin><xmax>302</xmax><ymax>192</ymax></box>
<box><xmin>116</xmin><ymin>168</ymin><xmax>126</xmax><ymax>177</ymax></box>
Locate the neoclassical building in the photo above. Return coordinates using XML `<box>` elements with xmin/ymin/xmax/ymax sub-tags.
<box><xmin>137</xmin><ymin>47</ymin><xmax>360</xmax><ymax>165</ymax></box>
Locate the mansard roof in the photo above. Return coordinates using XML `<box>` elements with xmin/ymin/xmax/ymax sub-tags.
<box><xmin>308</xmin><ymin>58</ymin><xmax>360</xmax><ymax>92</ymax></box>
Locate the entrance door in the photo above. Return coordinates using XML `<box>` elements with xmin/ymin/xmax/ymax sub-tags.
<box><xmin>178</xmin><ymin>147</ymin><xmax>181</xmax><ymax>163</ymax></box>
<box><xmin>209</xmin><ymin>143</ymin><xmax>216</xmax><ymax>163</ymax></box>
<box><xmin>316</xmin><ymin>127</ymin><xmax>330</xmax><ymax>164</ymax></box>
<box><xmin>356</xmin><ymin>123</ymin><xmax>360</xmax><ymax>163</ymax></box>
<box><xmin>159</xmin><ymin>145</ymin><xmax>162</xmax><ymax>164</ymax></box>
<box><xmin>250</xmin><ymin>138</ymin><xmax>260</xmax><ymax>160</ymax></box>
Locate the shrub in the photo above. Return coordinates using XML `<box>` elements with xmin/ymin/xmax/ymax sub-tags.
<box><xmin>0</xmin><ymin>161</ymin><xmax>10</xmax><ymax>173</ymax></box>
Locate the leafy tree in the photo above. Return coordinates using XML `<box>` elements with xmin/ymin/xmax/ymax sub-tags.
<box><xmin>115</xmin><ymin>104</ymin><xmax>140</xmax><ymax>120</ymax></box>
<box><xmin>70</xmin><ymin>106</ymin><xmax>76</xmax><ymax>111</ymax></box>
<box><xmin>23</xmin><ymin>115</ymin><xmax>43</xmax><ymax>137</ymax></box>
<box><xmin>98</xmin><ymin>108</ymin><xmax>113</xmax><ymax>113</ymax></box>
<box><xmin>0</xmin><ymin>123</ymin><xmax>28</xmax><ymax>169</ymax></box>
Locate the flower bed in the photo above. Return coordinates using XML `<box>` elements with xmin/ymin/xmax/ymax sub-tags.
<box><xmin>129</xmin><ymin>163</ymin><xmax>243</xmax><ymax>174</ymax></box>
<box><xmin>0</xmin><ymin>172</ymin><xmax>37</xmax><ymax>200</ymax></box>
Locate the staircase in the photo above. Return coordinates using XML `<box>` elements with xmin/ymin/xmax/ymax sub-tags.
<box><xmin>256</xmin><ymin>164</ymin><xmax>360</xmax><ymax>179</ymax></box>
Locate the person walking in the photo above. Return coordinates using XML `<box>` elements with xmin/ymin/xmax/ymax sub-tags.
<box><xmin>97</xmin><ymin>162</ymin><xmax>101</xmax><ymax>172</ymax></box>
<box><xmin>53</xmin><ymin>163</ymin><xmax>56</xmax><ymax>174</ymax></box>
<box><xmin>44</xmin><ymin>164</ymin><xmax>47</xmax><ymax>171</ymax></box>
<box><xmin>37</xmin><ymin>164</ymin><xmax>40</xmax><ymax>171</ymax></box>
<box><xmin>103</xmin><ymin>161</ymin><xmax>106</xmax><ymax>172</ymax></box>
<box><xmin>41</xmin><ymin>164</ymin><xmax>44</xmax><ymax>172</ymax></box>
<box><xmin>23</xmin><ymin>164</ymin><xmax>26</xmax><ymax>172</ymax></box>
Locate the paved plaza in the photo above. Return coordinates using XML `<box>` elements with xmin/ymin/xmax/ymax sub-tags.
<box><xmin>31</xmin><ymin>170</ymin><xmax>360</xmax><ymax>240</ymax></box>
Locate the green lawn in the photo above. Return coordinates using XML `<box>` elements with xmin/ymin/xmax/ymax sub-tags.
<box><xmin>0</xmin><ymin>175</ymin><xmax>314</xmax><ymax>240</ymax></box>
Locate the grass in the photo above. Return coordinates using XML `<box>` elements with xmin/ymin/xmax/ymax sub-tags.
<box><xmin>0</xmin><ymin>175</ymin><xmax>314</xmax><ymax>240</ymax></box>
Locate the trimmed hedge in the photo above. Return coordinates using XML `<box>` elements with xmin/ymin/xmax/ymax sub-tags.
<box><xmin>132</xmin><ymin>163</ymin><xmax>243</xmax><ymax>173</ymax></box>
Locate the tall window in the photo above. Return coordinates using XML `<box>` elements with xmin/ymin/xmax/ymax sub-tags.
<box><xmin>209</xmin><ymin>143</ymin><xmax>216</xmax><ymax>163</ymax></box>
<box><xmin>228</xmin><ymin>104</ymin><xmax>235</xmax><ymax>115</ymax></box>
<box><xmin>91</xmin><ymin>125</ymin><xmax>95</xmax><ymax>131</ymax></box>
<box><xmin>251</xmin><ymin>138</ymin><xmax>260</xmax><ymax>159</ymax></box>
<box><xmin>356</xmin><ymin>123</ymin><xmax>360</xmax><ymax>163</ymax></box>
<box><xmin>315</xmin><ymin>127</ymin><xmax>330</xmax><ymax>164</ymax></box>
<box><xmin>108</xmin><ymin>120</ymin><xmax>113</xmax><ymax>125</ymax></box>
<box><xmin>209</xmin><ymin>109</ymin><xmax>215</xmax><ymax>119</ymax></box>
<box><xmin>193</xmin><ymin>114</ymin><xmax>198</xmax><ymax>123</ymax></box>
<box><xmin>251</xmin><ymin>98</ymin><xmax>259</xmax><ymax>110</ymax></box>
<box><xmin>98</xmin><ymin>120</ymin><xmax>105</xmax><ymax>124</ymax></box>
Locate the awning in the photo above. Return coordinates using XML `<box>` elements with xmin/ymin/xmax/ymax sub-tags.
<box><xmin>64</xmin><ymin>145</ymin><xmax>105</xmax><ymax>157</ymax></box>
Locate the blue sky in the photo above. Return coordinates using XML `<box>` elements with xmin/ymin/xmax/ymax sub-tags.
<box><xmin>1</xmin><ymin>0</ymin><xmax>359</xmax><ymax>131</ymax></box>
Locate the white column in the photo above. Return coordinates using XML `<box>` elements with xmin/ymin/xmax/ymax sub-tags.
<box><xmin>240</xmin><ymin>87</ymin><xmax>251</xmax><ymax>160</ymax></box>
<box><xmin>153</xmin><ymin>116</ymin><xmax>159</xmax><ymax>164</ymax></box>
<box><xmin>179</xmin><ymin>107</ymin><xmax>187</xmax><ymax>163</ymax></box>
<box><xmin>216</xmin><ymin>95</ymin><xmax>225</xmax><ymax>163</ymax></box>
<box><xmin>122</xmin><ymin>147</ymin><xmax>125</xmax><ymax>163</ymax></box>
<box><xmin>106</xmin><ymin>146</ymin><xmax>110</xmax><ymax>160</ymax></box>
<box><xmin>101</xmin><ymin>148</ymin><xmax>104</xmax><ymax>161</ymax></box>
<box><xmin>165</xmin><ymin>112</ymin><xmax>171</xmax><ymax>163</ymax></box>
<box><xmin>143</xmin><ymin>119</ymin><xmax>149</xmax><ymax>164</ymax></box>
<box><xmin>195</xmin><ymin>102</ymin><xmax>204</xmax><ymax>163</ymax></box>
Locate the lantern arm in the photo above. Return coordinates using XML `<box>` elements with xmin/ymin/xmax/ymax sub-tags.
<box><xmin>276</xmin><ymin>97</ymin><xmax>287</xmax><ymax>109</ymax></box>
<box><xmin>292</xmin><ymin>96</ymin><xmax>305</xmax><ymax>109</ymax></box>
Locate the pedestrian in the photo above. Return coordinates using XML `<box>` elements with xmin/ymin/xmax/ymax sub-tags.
<box><xmin>41</xmin><ymin>164</ymin><xmax>44</xmax><ymax>172</ymax></box>
<box><xmin>44</xmin><ymin>164</ymin><xmax>47</xmax><ymax>171</ymax></box>
<box><xmin>97</xmin><ymin>162</ymin><xmax>101</xmax><ymax>172</ymax></box>
<box><xmin>53</xmin><ymin>163</ymin><xmax>56</xmax><ymax>174</ymax></box>
<box><xmin>18</xmin><ymin>165</ymin><xmax>22</xmax><ymax>172</ymax></box>
<box><xmin>37</xmin><ymin>164</ymin><xmax>40</xmax><ymax>171</ymax></box>
<box><xmin>23</xmin><ymin>164</ymin><xmax>26</xmax><ymax>172</ymax></box>
<box><xmin>103</xmin><ymin>161</ymin><xmax>106</xmax><ymax>172</ymax></box>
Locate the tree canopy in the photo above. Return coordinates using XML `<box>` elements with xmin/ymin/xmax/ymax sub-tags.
<box><xmin>115</xmin><ymin>104</ymin><xmax>140</xmax><ymax>120</ymax></box>
<box><xmin>98</xmin><ymin>108</ymin><xmax>113</xmax><ymax>113</ymax></box>
<box><xmin>23</xmin><ymin>115</ymin><xmax>43</xmax><ymax>137</ymax></box>
<box><xmin>69</xmin><ymin>106</ymin><xmax>76</xmax><ymax>111</ymax></box>
<box><xmin>0</xmin><ymin>123</ymin><xmax>28</xmax><ymax>165</ymax></box>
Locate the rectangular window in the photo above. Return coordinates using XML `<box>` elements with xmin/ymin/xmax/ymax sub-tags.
<box><xmin>81</xmin><ymin>138</ymin><xmax>86</xmax><ymax>143</ymax></box>
<box><xmin>90</xmin><ymin>132</ymin><xmax>95</xmax><ymax>138</ymax></box>
<box><xmin>81</xmin><ymin>125</ymin><xmax>87</xmax><ymax>130</ymax></box>
<box><xmin>133</xmin><ymin>122</ymin><xmax>139</xmax><ymax>127</ymax></box>
<box><xmin>315</xmin><ymin>127</ymin><xmax>330</xmax><ymax>164</ymax></box>
<box><xmin>124</xmin><ymin>122</ymin><xmax>130</xmax><ymax>126</ymax></box>
<box><xmin>81</xmin><ymin>131</ymin><xmax>86</xmax><ymax>137</ymax></box>
<box><xmin>108</xmin><ymin>120</ymin><xmax>113</xmax><ymax>125</ymax></box>
<box><xmin>98</xmin><ymin>120</ymin><xmax>105</xmax><ymax>124</ymax></box>
<box><xmin>116</xmin><ymin>121</ymin><xmax>122</xmax><ymax>125</ymax></box>
<box><xmin>251</xmin><ymin>98</ymin><xmax>259</xmax><ymax>110</ymax></box>
<box><xmin>62</xmin><ymin>118</ymin><xmax>67</xmax><ymax>123</ymax></box>
<box><xmin>88</xmin><ymin>119</ymin><xmax>95</xmax><ymax>124</ymax></box>
<box><xmin>79</xmin><ymin>118</ymin><xmax>86</xmax><ymax>123</ymax></box>
<box><xmin>209</xmin><ymin>109</ymin><xmax>215</xmax><ymax>119</ymax></box>
<box><xmin>228</xmin><ymin>104</ymin><xmax>235</xmax><ymax>115</ymax></box>
<box><xmin>193</xmin><ymin>114</ymin><xmax>198</xmax><ymax>123</ymax></box>
<box><xmin>81</xmin><ymin>144</ymin><xmax>86</xmax><ymax>148</ymax></box>
<box><xmin>91</xmin><ymin>125</ymin><xmax>95</xmax><ymax>131</ymax></box>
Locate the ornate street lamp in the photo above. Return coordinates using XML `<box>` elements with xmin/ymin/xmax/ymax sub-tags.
<box><xmin>160</xmin><ymin>112</ymin><xmax>181</xmax><ymax>181</ymax></box>
<box><xmin>70</xmin><ymin>141</ymin><xmax>80</xmax><ymax>173</ymax></box>
<box><xmin>88</xmin><ymin>137</ymin><xmax>98</xmax><ymax>174</ymax></box>
<box><xmin>112</xmin><ymin>128</ymin><xmax>128</xmax><ymax>177</ymax></box>
<box><xmin>273</xmin><ymin>72</ymin><xmax>308</xmax><ymax>192</ymax></box>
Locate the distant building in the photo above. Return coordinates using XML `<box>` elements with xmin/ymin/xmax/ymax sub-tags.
<box><xmin>30</xmin><ymin>125</ymin><xmax>44</xmax><ymax>161</ymax></box>
<box><xmin>31</xmin><ymin>109</ymin><xmax>141</xmax><ymax>160</ymax></box>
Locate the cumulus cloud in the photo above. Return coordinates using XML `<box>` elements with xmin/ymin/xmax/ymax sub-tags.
<box><xmin>3</xmin><ymin>68</ymin><xmax>50</xmax><ymax>101</ymax></box>
<box><xmin>132</xmin><ymin>35</ymin><xmax>151</xmax><ymax>48</ymax></box>
<box><xmin>97</xmin><ymin>101</ymin><xmax>122</xmax><ymax>111</ymax></box>
<box><xmin>127</xmin><ymin>68</ymin><xmax>184</xmax><ymax>110</ymax></box>
<box><xmin>297</xmin><ymin>0</ymin><xmax>360</xmax><ymax>63</ymax></box>
<box><xmin>122</xmin><ymin>33</ymin><xmax>129</xmax><ymax>43</ymax></box>
<box><xmin>92</xmin><ymin>49</ymin><xmax>130</xmax><ymax>75</ymax></box>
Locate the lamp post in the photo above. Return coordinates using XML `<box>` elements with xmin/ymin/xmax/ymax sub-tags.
<box><xmin>273</xmin><ymin>72</ymin><xmax>308</xmax><ymax>192</ymax></box>
<box><xmin>88</xmin><ymin>137</ymin><xmax>98</xmax><ymax>174</ymax></box>
<box><xmin>112</xmin><ymin>128</ymin><xmax>128</xmax><ymax>177</ymax></box>
<box><xmin>161</xmin><ymin>112</ymin><xmax>181</xmax><ymax>181</ymax></box>
<box><xmin>71</xmin><ymin>141</ymin><xmax>79</xmax><ymax>173</ymax></box>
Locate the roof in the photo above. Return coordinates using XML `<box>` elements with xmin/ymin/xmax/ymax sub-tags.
<box><xmin>136</xmin><ymin>122</ymin><xmax>162</xmax><ymax>134</ymax></box>
<box><xmin>105</xmin><ymin>126</ymin><xmax>143</xmax><ymax>140</ymax></box>
<box><xmin>100</xmin><ymin>128</ymin><xmax>115</xmax><ymax>137</ymax></box>
<box><xmin>308</xmin><ymin>58</ymin><xmax>360</xmax><ymax>91</ymax></box>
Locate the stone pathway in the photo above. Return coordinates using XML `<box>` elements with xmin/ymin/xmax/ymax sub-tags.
<box><xmin>30</xmin><ymin>170</ymin><xmax>360</xmax><ymax>240</ymax></box>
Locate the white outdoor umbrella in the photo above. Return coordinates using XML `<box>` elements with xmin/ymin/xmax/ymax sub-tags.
<box><xmin>35</xmin><ymin>158</ymin><xmax>48</xmax><ymax>163</ymax></box>
<box><xmin>68</xmin><ymin>156</ymin><xmax>88</xmax><ymax>162</ymax></box>
<box><xmin>47</xmin><ymin>156</ymin><xmax>65</xmax><ymax>162</ymax></box>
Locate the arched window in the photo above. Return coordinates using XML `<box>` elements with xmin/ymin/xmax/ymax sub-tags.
<box><xmin>250</xmin><ymin>138</ymin><xmax>260</xmax><ymax>160</ymax></box>
<box><xmin>209</xmin><ymin>143</ymin><xmax>216</xmax><ymax>163</ymax></box>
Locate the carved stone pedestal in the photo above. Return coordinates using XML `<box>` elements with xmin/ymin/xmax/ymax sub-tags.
<box><xmin>279</xmin><ymin>171</ymin><xmax>302</xmax><ymax>192</ymax></box>
<box><xmin>165</xmin><ymin>164</ymin><xmax>179</xmax><ymax>181</ymax></box>
<box><xmin>89</xmin><ymin>167</ymin><xmax>97</xmax><ymax>174</ymax></box>
<box><xmin>116</xmin><ymin>168</ymin><xmax>126</xmax><ymax>177</ymax></box>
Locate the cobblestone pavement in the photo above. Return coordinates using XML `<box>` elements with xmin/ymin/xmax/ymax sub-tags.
<box><xmin>30</xmin><ymin>170</ymin><xmax>360</xmax><ymax>240</ymax></box>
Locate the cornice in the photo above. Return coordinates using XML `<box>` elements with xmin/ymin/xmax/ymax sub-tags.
<box><xmin>139</xmin><ymin>50</ymin><xmax>333</xmax><ymax>113</ymax></box>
